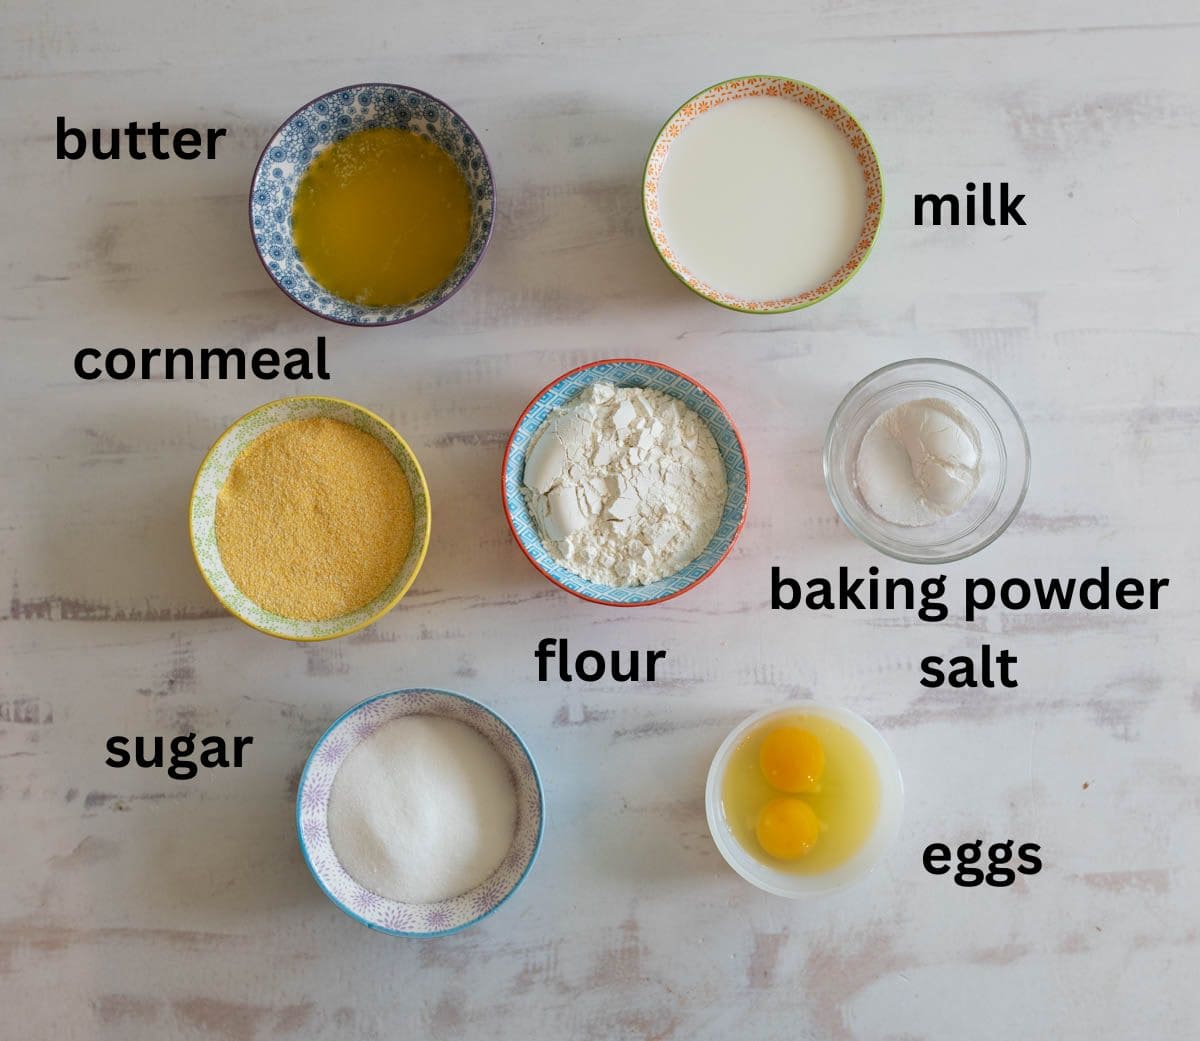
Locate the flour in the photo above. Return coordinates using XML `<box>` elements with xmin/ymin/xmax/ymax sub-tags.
<box><xmin>521</xmin><ymin>382</ymin><xmax>727</xmax><ymax>586</ymax></box>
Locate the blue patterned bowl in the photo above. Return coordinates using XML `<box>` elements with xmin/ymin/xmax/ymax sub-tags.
<box><xmin>502</xmin><ymin>359</ymin><xmax>750</xmax><ymax>606</ymax></box>
<box><xmin>250</xmin><ymin>83</ymin><xmax>495</xmax><ymax>325</ymax></box>
<box><xmin>297</xmin><ymin>689</ymin><xmax>544</xmax><ymax>937</ymax></box>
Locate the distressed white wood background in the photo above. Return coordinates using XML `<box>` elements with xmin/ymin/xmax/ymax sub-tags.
<box><xmin>2</xmin><ymin>1</ymin><xmax>1198</xmax><ymax>1038</ymax></box>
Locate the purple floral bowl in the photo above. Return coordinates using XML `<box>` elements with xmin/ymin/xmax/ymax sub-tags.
<box><xmin>296</xmin><ymin>689</ymin><xmax>544</xmax><ymax>936</ymax></box>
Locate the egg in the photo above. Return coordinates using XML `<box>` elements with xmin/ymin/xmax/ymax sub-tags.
<box><xmin>755</xmin><ymin>797</ymin><xmax>820</xmax><ymax>860</ymax></box>
<box><xmin>720</xmin><ymin>712</ymin><xmax>882</xmax><ymax>876</ymax></box>
<box><xmin>759</xmin><ymin>726</ymin><xmax>825</xmax><ymax>793</ymax></box>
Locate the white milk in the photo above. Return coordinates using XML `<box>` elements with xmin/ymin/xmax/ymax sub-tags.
<box><xmin>657</xmin><ymin>96</ymin><xmax>867</xmax><ymax>301</ymax></box>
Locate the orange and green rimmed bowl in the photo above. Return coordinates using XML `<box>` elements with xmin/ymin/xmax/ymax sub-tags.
<box><xmin>642</xmin><ymin>75</ymin><xmax>884</xmax><ymax>314</ymax></box>
<box><xmin>189</xmin><ymin>396</ymin><xmax>431</xmax><ymax>641</ymax></box>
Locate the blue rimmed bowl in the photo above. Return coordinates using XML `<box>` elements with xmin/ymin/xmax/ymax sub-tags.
<box><xmin>297</xmin><ymin>689</ymin><xmax>544</xmax><ymax>937</ymax></box>
<box><xmin>502</xmin><ymin>359</ymin><xmax>750</xmax><ymax>607</ymax></box>
<box><xmin>250</xmin><ymin>83</ymin><xmax>495</xmax><ymax>325</ymax></box>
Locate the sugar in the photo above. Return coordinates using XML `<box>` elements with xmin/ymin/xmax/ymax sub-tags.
<box><xmin>327</xmin><ymin>715</ymin><xmax>518</xmax><ymax>904</ymax></box>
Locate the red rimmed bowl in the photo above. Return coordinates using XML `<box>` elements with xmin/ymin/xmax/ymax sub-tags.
<box><xmin>502</xmin><ymin>359</ymin><xmax>749</xmax><ymax>607</ymax></box>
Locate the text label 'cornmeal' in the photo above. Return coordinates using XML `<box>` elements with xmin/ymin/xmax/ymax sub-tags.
<box><xmin>74</xmin><ymin>337</ymin><xmax>331</xmax><ymax>381</ymax></box>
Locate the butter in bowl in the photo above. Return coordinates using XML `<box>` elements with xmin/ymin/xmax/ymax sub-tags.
<box><xmin>250</xmin><ymin>83</ymin><xmax>495</xmax><ymax>325</ymax></box>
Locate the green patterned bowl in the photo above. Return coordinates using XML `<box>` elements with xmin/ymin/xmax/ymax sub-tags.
<box><xmin>189</xmin><ymin>396</ymin><xmax>431</xmax><ymax>641</ymax></box>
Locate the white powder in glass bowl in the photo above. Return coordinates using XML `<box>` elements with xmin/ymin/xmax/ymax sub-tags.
<box><xmin>855</xmin><ymin>398</ymin><xmax>982</xmax><ymax>527</ymax></box>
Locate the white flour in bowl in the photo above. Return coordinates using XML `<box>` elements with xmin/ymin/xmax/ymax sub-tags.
<box><xmin>521</xmin><ymin>382</ymin><xmax>727</xmax><ymax>587</ymax></box>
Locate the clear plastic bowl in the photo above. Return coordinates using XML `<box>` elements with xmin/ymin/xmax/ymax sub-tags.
<box><xmin>705</xmin><ymin>702</ymin><xmax>903</xmax><ymax>897</ymax></box>
<box><xmin>823</xmin><ymin>358</ymin><xmax>1031</xmax><ymax>564</ymax></box>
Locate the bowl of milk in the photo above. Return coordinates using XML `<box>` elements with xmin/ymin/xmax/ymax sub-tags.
<box><xmin>643</xmin><ymin>76</ymin><xmax>882</xmax><ymax>313</ymax></box>
<box><xmin>823</xmin><ymin>359</ymin><xmax>1031</xmax><ymax>563</ymax></box>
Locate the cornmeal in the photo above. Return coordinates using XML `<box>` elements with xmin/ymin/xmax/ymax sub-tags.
<box><xmin>215</xmin><ymin>417</ymin><xmax>414</xmax><ymax>621</ymax></box>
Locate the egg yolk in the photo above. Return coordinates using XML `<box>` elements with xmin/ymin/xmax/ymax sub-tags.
<box><xmin>755</xmin><ymin>797</ymin><xmax>820</xmax><ymax>860</ymax></box>
<box><xmin>759</xmin><ymin>726</ymin><xmax>825</xmax><ymax>793</ymax></box>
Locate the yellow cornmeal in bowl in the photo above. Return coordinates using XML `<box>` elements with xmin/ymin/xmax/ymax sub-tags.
<box><xmin>291</xmin><ymin>127</ymin><xmax>472</xmax><ymax>307</ymax></box>
<box><xmin>215</xmin><ymin>417</ymin><xmax>414</xmax><ymax>621</ymax></box>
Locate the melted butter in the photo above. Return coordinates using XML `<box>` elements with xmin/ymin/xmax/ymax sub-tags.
<box><xmin>291</xmin><ymin>127</ymin><xmax>472</xmax><ymax>307</ymax></box>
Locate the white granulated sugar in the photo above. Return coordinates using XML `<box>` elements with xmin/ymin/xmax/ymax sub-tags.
<box><xmin>522</xmin><ymin>382</ymin><xmax>727</xmax><ymax>586</ymax></box>
<box><xmin>327</xmin><ymin>715</ymin><xmax>517</xmax><ymax>904</ymax></box>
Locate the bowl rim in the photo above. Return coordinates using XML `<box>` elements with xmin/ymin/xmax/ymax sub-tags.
<box><xmin>295</xmin><ymin>687</ymin><xmax>546</xmax><ymax>937</ymax></box>
<box><xmin>641</xmin><ymin>73</ymin><xmax>885</xmax><ymax>314</ymax></box>
<box><xmin>501</xmin><ymin>357</ymin><xmax>750</xmax><ymax>607</ymax></box>
<box><xmin>704</xmin><ymin>701</ymin><xmax>904</xmax><ymax>897</ymax></box>
<box><xmin>822</xmin><ymin>357</ymin><xmax>1032</xmax><ymax>564</ymax></box>
<box><xmin>188</xmin><ymin>394</ymin><xmax>432</xmax><ymax>641</ymax></box>
<box><xmin>248</xmin><ymin>81</ymin><xmax>496</xmax><ymax>327</ymax></box>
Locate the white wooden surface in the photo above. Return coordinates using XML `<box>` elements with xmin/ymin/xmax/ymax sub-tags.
<box><xmin>2</xmin><ymin>1</ymin><xmax>1199</xmax><ymax>1038</ymax></box>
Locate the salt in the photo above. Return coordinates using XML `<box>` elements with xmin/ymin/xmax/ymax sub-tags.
<box><xmin>855</xmin><ymin>398</ymin><xmax>982</xmax><ymax>527</ymax></box>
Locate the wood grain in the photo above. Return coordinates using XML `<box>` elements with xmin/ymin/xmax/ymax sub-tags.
<box><xmin>1</xmin><ymin>0</ymin><xmax>1198</xmax><ymax>1038</ymax></box>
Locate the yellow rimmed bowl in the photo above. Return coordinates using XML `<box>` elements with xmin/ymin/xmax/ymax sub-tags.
<box><xmin>642</xmin><ymin>75</ymin><xmax>883</xmax><ymax>314</ymax></box>
<box><xmin>189</xmin><ymin>396</ymin><xmax>431</xmax><ymax>641</ymax></box>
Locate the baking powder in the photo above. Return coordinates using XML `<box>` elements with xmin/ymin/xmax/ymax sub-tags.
<box><xmin>855</xmin><ymin>398</ymin><xmax>982</xmax><ymax>527</ymax></box>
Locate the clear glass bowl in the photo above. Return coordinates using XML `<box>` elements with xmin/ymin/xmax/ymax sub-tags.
<box><xmin>823</xmin><ymin>358</ymin><xmax>1030</xmax><ymax>564</ymax></box>
<box><xmin>705</xmin><ymin>702</ymin><xmax>903</xmax><ymax>897</ymax></box>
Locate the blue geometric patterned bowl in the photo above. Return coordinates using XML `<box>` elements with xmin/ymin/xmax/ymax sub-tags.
<box><xmin>250</xmin><ymin>83</ymin><xmax>495</xmax><ymax>325</ymax></box>
<box><xmin>297</xmin><ymin>689</ymin><xmax>544</xmax><ymax>937</ymax></box>
<box><xmin>502</xmin><ymin>359</ymin><xmax>750</xmax><ymax>606</ymax></box>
